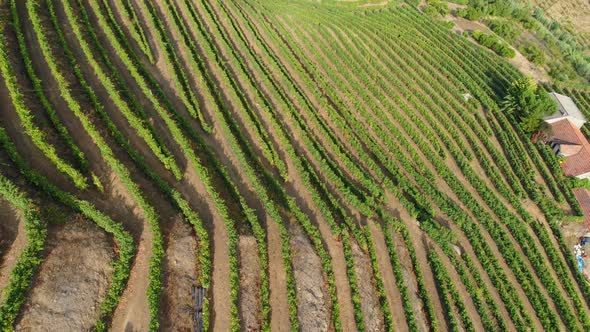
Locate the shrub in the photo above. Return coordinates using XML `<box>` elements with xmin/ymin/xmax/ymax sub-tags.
<box><xmin>472</xmin><ymin>30</ymin><xmax>515</xmax><ymax>58</ymax></box>
<box><xmin>521</xmin><ymin>43</ymin><xmax>545</xmax><ymax>64</ymax></box>
<box><xmin>486</xmin><ymin>19</ymin><xmax>521</xmax><ymax>42</ymax></box>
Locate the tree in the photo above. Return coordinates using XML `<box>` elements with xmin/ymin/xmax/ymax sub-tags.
<box><xmin>501</xmin><ymin>79</ymin><xmax>557</xmax><ymax>134</ymax></box>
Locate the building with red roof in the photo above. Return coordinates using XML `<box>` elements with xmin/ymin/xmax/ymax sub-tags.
<box><xmin>548</xmin><ymin>119</ymin><xmax>590</xmax><ymax>179</ymax></box>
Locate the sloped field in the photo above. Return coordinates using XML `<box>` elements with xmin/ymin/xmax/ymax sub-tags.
<box><xmin>0</xmin><ymin>0</ymin><xmax>589</xmax><ymax>331</ymax></box>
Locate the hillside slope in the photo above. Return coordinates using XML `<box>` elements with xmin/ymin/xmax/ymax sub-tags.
<box><xmin>0</xmin><ymin>0</ymin><xmax>589</xmax><ymax>331</ymax></box>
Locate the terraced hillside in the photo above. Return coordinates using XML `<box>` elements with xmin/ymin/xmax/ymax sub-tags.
<box><xmin>1</xmin><ymin>0</ymin><xmax>589</xmax><ymax>331</ymax></box>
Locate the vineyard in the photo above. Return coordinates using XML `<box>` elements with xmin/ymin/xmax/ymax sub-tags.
<box><xmin>0</xmin><ymin>0</ymin><xmax>589</xmax><ymax>331</ymax></box>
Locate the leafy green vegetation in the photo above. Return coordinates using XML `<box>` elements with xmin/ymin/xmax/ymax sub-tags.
<box><xmin>472</xmin><ymin>30</ymin><xmax>516</xmax><ymax>58</ymax></box>
<box><xmin>502</xmin><ymin>78</ymin><xmax>557</xmax><ymax>133</ymax></box>
<box><xmin>1</xmin><ymin>0</ymin><xmax>589</xmax><ymax>330</ymax></box>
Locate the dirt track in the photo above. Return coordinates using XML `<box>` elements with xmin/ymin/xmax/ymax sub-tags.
<box><xmin>0</xmin><ymin>204</ymin><xmax>23</xmax><ymax>303</ymax></box>
<box><xmin>16</xmin><ymin>217</ymin><xmax>113</xmax><ymax>331</ymax></box>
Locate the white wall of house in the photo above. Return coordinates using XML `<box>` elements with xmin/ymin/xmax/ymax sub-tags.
<box><xmin>577</xmin><ymin>172</ymin><xmax>590</xmax><ymax>180</ymax></box>
<box><xmin>545</xmin><ymin>115</ymin><xmax>587</xmax><ymax>129</ymax></box>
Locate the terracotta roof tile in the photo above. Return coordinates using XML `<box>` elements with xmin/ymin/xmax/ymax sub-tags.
<box><xmin>549</xmin><ymin>119</ymin><xmax>590</xmax><ymax>177</ymax></box>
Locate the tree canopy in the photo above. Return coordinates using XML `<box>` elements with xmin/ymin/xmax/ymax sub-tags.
<box><xmin>502</xmin><ymin>79</ymin><xmax>557</xmax><ymax>134</ymax></box>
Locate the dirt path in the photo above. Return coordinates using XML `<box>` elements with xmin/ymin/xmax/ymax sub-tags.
<box><xmin>266</xmin><ymin>217</ymin><xmax>290</xmax><ymax>331</ymax></box>
<box><xmin>160</xmin><ymin>216</ymin><xmax>198</xmax><ymax>331</ymax></box>
<box><xmin>180</xmin><ymin>164</ymin><xmax>231</xmax><ymax>332</ymax></box>
<box><xmin>238</xmin><ymin>236</ymin><xmax>262</xmax><ymax>331</ymax></box>
<box><xmin>0</xmin><ymin>199</ymin><xmax>18</xmax><ymax>261</ymax></box>
<box><xmin>388</xmin><ymin>227</ymin><xmax>429</xmax><ymax>332</ymax></box>
<box><xmin>367</xmin><ymin>220</ymin><xmax>408</xmax><ymax>332</ymax></box>
<box><xmin>351</xmin><ymin>238</ymin><xmax>385</xmax><ymax>331</ymax></box>
<box><xmin>0</xmin><ymin>206</ymin><xmax>24</xmax><ymax>303</ymax></box>
<box><xmin>109</xmin><ymin>174</ymin><xmax>152</xmax><ymax>332</ymax></box>
<box><xmin>429</xmin><ymin>242</ymin><xmax>486</xmax><ymax>331</ymax></box>
<box><xmin>289</xmin><ymin>222</ymin><xmax>331</xmax><ymax>332</ymax></box>
<box><xmin>16</xmin><ymin>217</ymin><xmax>113</xmax><ymax>331</ymax></box>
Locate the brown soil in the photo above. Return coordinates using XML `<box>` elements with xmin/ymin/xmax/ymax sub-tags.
<box><xmin>0</xmin><ymin>204</ymin><xmax>24</xmax><ymax>303</ymax></box>
<box><xmin>350</xmin><ymin>238</ymin><xmax>385</xmax><ymax>331</ymax></box>
<box><xmin>367</xmin><ymin>220</ymin><xmax>408</xmax><ymax>331</ymax></box>
<box><xmin>160</xmin><ymin>216</ymin><xmax>198</xmax><ymax>332</ymax></box>
<box><xmin>238</xmin><ymin>236</ymin><xmax>262</xmax><ymax>331</ymax></box>
<box><xmin>109</xmin><ymin>221</ymin><xmax>152</xmax><ymax>332</ymax></box>
<box><xmin>389</xmin><ymin>228</ymin><xmax>429</xmax><ymax>332</ymax></box>
<box><xmin>428</xmin><ymin>242</ymin><xmax>486</xmax><ymax>331</ymax></box>
<box><xmin>15</xmin><ymin>216</ymin><xmax>113</xmax><ymax>331</ymax></box>
<box><xmin>0</xmin><ymin>198</ymin><xmax>19</xmax><ymax>258</ymax></box>
<box><xmin>289</xmin><ymin>221</ymin><xmax>331</xmax><ymax>332</ymax></box>
<box><xmin>265</xmin><ymin>218</ymin><xmax>291</xmax><ymax>331</ymax></box>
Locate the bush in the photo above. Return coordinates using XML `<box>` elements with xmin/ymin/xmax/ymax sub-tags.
<box><xmin>472</xmin><ymin>30</ymin><xmax>515</xmax><ymax>58</ymax></box>
<box><xmin>486</xmin><ymin>19</ymin><xmax>521</xmax><ymax>42</ymax></box>
<box><xmin>457</xmin><ymin>8</ymin><xmax>484</xmax><ymax>20</ymax></box>
<box><xmin>521</xmin><ymin>43</ymin><xmax>545</xmax><ymax>64</ymax></box>
<box><xmin>424</xmin><ymin>0</ymin><xmax>449</xmax><ymax>16</ymax></box>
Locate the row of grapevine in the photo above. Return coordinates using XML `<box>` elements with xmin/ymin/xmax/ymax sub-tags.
<box><xmin>238</xmin><ymin>6</ymin><xmax>464</xmax><ymax>328</ymax></box>
<box><xmin>199</xmin><ymin>4</ymin><xmax>407</xmax><ymax>331</ymax></box>
<box><xmin>226</xmin><ymin>0</ymin><xmax>389</xmax><ymax>200</ymax></box>
<box><xmin>84</xmin><ymin>1</ymin><xmax>246</xmax><ymax>329</ymax></box>
<box><xmin>59</xmin><ymin>0</ymin><xmax>182</xmax><ymax>180</ymax></box>
<box><xmin>102</xmin><ymin>0</ymin><xmax>153</xmax><ymax>63</ymax></box>
<box><xmin>0</xmin><ymin>126</ymin><xmax>134</xmax><ymax>331</ymax></box>
<box><xmin>0</xmin><ymin>164</ymin><xmax>46</xmax><ymax>329</ymax></box>
<box><xmin>220</xmin><ymin>0</ymin><xmax>380</xmax><ymax>240</ymax></box>
<box><xmin>203</xmin><ymin>4</ymin><xmax>410</xmax><ymax>330</ymax></box>
<box><xmin>0</xmin><ymin>2</ymin><xmax>87</xmax><ymax>189</ymax></box>
<box><xmin>427</xmin><ymin>248</ymin><xmax>476</xmax><ymax>332</ymax></box>
<box><xmin>369</xmin><ymin>12</ymin><xmax>590</xmax><ymax>314</ymax></box>
<box><xmin>25</xmin><ymin>1</ymin><xmax>165</xmax><ymax>329</ymax></box>
<box><xmin>421</xmin><ymin>220</ymin><xmax>509</xmax><ymax>331</ymax></box>
<box><xmin>183</xmin><ymin>2</ymin><xmax>347</xmax><ymax>328</ymax></box>
<box><xmin>268</xmin><ymin>3</ymin><xmax>580</xmax><ymax>328</ymax></box>
<box><xmin>196</xmin><ymin>0</ymin><xmax>377</xmax><ymax>220</ymax></box>
<box><xmin>163</xmin><ymin>0</ymin><xmax>287</xmax><ymax>178</ymax></box>
<box><xmin>183</xmin><ymin>0</ymin><xmax>404</xmax><ymax>330</ymax></box>
<box><xmin>136</xmin><ymin>0</ymin><xmax>210</xmax><ymax>132</ymax></box>
<box><xmin>324</xmin><ymin>10</ymin><xmax>590</xmax><ymax>330</ymax></box>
